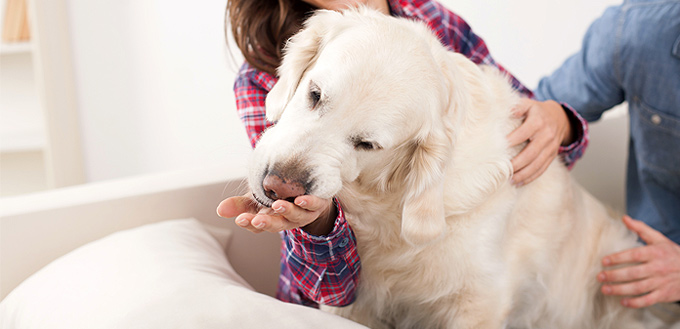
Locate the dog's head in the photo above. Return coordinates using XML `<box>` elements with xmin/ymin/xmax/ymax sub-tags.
<box><xmin>249</xmin><ymin>8</ymin><xmax>474</xmax><ymax>244</ymax></box>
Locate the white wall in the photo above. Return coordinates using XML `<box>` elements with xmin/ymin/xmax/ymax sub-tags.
<box><xmin>441</xmin><ymin>0</ymin><xmax>622</xmax><ymax>89</ymax></box>
<box><xmin>66</xmin><ymin>0</ymin><xmax>250</xmax><ymax>182</ymax></box>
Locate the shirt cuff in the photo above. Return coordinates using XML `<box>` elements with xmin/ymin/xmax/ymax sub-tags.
<box><xmin>280</xmin><ymin>199</ymin><xmax>361</xmax><ymax>306</ymax></box>
<box><xmin>557</xmin><ymin>102</ymin><xmax>590</xmax><ymax>169</ymax></box>
<box><xmin>284</xmin><ymin>199</ymin><xmax>357</xmax><ymax>264</ymax></box>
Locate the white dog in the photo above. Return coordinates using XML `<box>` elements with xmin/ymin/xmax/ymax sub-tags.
<box><xmin>248</xmin><ymin>7</ymin><xmax>645</xmax><ymax>329</ymax></box>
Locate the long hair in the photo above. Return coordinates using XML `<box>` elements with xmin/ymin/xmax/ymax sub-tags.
<box><xmin>225</xmin><ymin>0</ymin><xmax>316</xmax><ymax>75</ymax></box>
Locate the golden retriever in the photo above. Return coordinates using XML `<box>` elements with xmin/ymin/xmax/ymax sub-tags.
<box><xmin>248</xmin><ymin>7</ymin><xmax>645</xmax><ymax>329</ymax></box>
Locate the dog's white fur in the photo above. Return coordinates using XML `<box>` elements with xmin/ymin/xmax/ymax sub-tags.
<box><xmin>249</xmin><ymin>8</ymin><xmax>644</xmax><ymax>329</ymax></box>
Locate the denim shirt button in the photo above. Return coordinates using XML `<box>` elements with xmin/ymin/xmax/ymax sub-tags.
<box><xmin>651</xmin><ymin>114</ymin><xmax>662</xmax><ymax>125</ymax></box>
<box><xmin>338</xmin><ymin>237</ymin><xmax>349</xmax><ymax>248</ymax></box>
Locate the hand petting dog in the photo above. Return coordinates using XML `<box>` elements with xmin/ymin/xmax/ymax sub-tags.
<box><xmin>599</xmin><ymin>215</ymin><xmax>680</xmax><ymax>308</ymax></box>
<box><xmin>507</xmin><ymin>98</ymin><xmax>574</xmax><ymax>186</ymax></box>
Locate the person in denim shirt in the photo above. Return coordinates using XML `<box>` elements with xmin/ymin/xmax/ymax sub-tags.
<box><xmin>535</xmin><ymin>0</ymin><xmax>680</xmax><ymax>308</ymax></box>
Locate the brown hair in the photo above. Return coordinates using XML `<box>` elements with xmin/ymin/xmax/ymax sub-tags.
<box><xmin>225</xmin><ymin>0</ymin><xmax>316</xmax><ymax>76</ymax></box>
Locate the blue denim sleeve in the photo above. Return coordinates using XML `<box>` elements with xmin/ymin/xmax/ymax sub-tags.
<box><xmin>534</xmin><ymin>5</ymin><xmax>625</xmax><ymax>123</ymax></box>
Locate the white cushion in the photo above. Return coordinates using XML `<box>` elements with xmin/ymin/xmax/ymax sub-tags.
<box><xmin>0</xmin><ymin>219</ymin><xmax>367</xmax><ymax>329</ymax></box>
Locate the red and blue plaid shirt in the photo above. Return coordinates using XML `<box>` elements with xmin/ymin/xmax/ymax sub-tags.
<box><xmin>233</xmin><ymin>0</ymin><xmax>589</xmax><ymax>308</ymax></box>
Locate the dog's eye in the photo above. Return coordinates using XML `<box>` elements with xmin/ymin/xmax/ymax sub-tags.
<box><xmin>352</xmin><ymin>138</ymin><xmax>380</xmax><ymax>151</ymax></box>
<box><xmin>310</xmin><ymin>89</ymin><xmax>321</xmax><ymax>108</ymax></box>
<box><xmin>355</xmin><ymin>141</ymin><xmax>374</xmax><ymax>150</ymax></box>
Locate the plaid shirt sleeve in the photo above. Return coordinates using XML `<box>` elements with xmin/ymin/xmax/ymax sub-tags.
<box><xmin>234</xmin><ymin>63</ymin><xmax>360</xmax><ymax>307</ymax></box>
<box><xmin>557</xmin><ymin>103</ymin><xmax>588</xmax><ymax>169</ymax></box>
<box><xmin>234</xmin><ymin>65</ymin><xmax>276</xmax><ymax>148</ymax></box>
<box><xmin>393</xmin><ymin>0</ymin><xmax>588</xmax><ymax>167</ymax></box>
<box><xmin>276</xmin><ymin>201</ymin><xmax>360</xmax><ymax>307</ymax></box>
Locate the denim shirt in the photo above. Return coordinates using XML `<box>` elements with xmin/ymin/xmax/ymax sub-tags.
<box><xmin>535</xmin><ymin>0</ymin><xmax>680</xmax><ymax>244</ymax></box>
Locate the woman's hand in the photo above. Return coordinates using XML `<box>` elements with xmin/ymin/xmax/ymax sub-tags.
<box><xmin>598</xmin><ymin>215</ymin><xmax>680</xmax><ymax>308</ymax></box>
<box><xmin>216</xmin><ymin>193</ymin><xmax>336</xmax><ymax>236</ymax></box>
<box><xmin>507</xmin><ymin>99</ymin><xmax>574</xmax><ymax>186</ymax></box>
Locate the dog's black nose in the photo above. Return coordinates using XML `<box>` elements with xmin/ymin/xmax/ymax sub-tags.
<box><xmin>262</xmin><ymin>173</ymin><xmax>306</xmax><ymax>203</ymax></box>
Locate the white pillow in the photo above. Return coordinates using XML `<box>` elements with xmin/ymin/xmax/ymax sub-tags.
<box><xmin>0</xmin><ymin>219</ymin><xmax>367</xmax><ymax>329</ymax></box>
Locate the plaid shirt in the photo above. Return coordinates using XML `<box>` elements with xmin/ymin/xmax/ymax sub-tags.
<box><xmin>233</xmin><ymin>0</ymin><xmax>589</xmax><ymax>307</ymax></box>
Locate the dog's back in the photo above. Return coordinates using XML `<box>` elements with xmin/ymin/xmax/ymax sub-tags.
<box><xmin>504</xmin><ymin>161</ymin><xmax>642</xmax><ymax>328</ymax></box>
<box><xmin>472</xmin><ymin>65</ymin><xmax>644</xmax><ymax>329</ymax></box>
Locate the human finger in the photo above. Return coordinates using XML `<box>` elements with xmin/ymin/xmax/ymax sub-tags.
<box><xmin>507</xmin><ymin>119</ymin><xmax>535</xmax><ymax>148</ymax></box>
<box><xmin>511</xmin><ymin>140</ymin><xmax>539</xmax><ymax>174</ymax></box>
<box><xmin>622</xmin><ymin>215</ymin><xmax>670</xmax><ymax>245</ymax></box>
<box><xmin>249</xmin><ymin>208</ymin><xmax>300</xmax><ymax>232</ymax></box>
<box><xmin>234</xmin><ymin>212</ymin><xmax>264</xmax><ymax>234</ymax></box>
<box><xmin>511</xmin><ymin>132</ymin><xmax>552</xmax><ymax>183</ymax></box>
<box><xmin>293</xmin><ymin>195</ymin><xmax>332</xmax><ymax>212</ymax></box>
<box><xmin>216</xmin><ymin>194</ymin><xmax>260</xmax><ymax>218</ymax></box>
<box><xmin>601</xmin><ymin>277</ymin><xmax>656</xmax><ymax>297</ymax></box>
<box><xmin>602</xmin><ymin>245</ymin><xmax>653</xmax><ymax>267</ymax></box>
<box><xmin>515</xmin><ymin>150</ymin><xmax>554</xmax><ymax>186</ymax></box>
<box><xmin>270</xmin><ymin>199</ymin><xmax>321</xmax><ymax>227</ymax></box>
<box><xmin>598</xmin><ymin>262</ymin><xmax>653</xmax><ymax>284</ymax></box>
<box><xmin>511</xmin><ymin>98</ymin><xmax>533</xmax><ymax>118</ymax></box>
<box><xmin>621</xmin><ymin>290</ymin><xmax>663</xmax><ymax>309</ymax></box>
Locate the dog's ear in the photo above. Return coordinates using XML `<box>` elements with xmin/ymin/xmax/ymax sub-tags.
<box><xmin>400</xmin><ymin>129</ymin><xmax>450</xmax><ymax>245</ymax></box>
<box><xmin>265</xmin><ymin>10</ymin><xmax>339</xmax><ymax>122</ymax></box>
<box><xmin>434</xmin><ymin>51</ymin><xmax>514</xmax><ymax>214</ymax></box>
<box><xmin>265</xmin><ymin>27</ymin><xmax>321</xmax><ymax>122</ymax></box>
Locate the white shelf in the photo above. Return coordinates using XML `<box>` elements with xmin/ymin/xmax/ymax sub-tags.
<box><xmin>1</xmin><ymin>0</ymin><xmax>87</xmax><ymax>194</ymax></box>
<box><xmin>0</xmin><ymin>44</ymin><xmax>44</xmax><ymax>153</ymax></box>
<box><xmin>0</xmin><ymin>41</ymin><xmax>33</xmax><ymax>55</ymax></box>
<box><xmin>0</xmin><ymin>127</ymin><xmax>45</xmax><ymax>152</ymax></box>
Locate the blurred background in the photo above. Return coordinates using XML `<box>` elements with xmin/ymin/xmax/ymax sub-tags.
<box><xmin>0</xmin><ymin>0</ymin><xmax>627</xmax><ymax>210</ymax></box>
